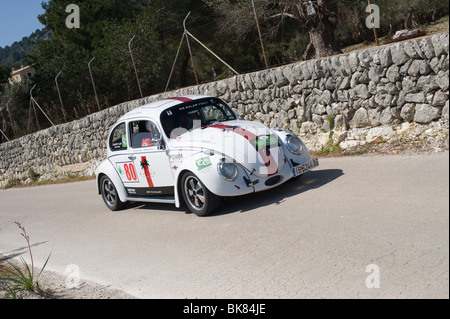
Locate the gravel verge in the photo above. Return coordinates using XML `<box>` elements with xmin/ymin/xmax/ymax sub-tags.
<box><xmin>0</xmin><ymin>257</ymin><xmax>137</xmax><ymax>299</ymax></box>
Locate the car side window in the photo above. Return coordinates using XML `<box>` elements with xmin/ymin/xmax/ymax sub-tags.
<box><xmin>129</xmin><ymin>120</ymin><xmax>161</xmax><ymax>149</ymax></box>
<box><xmin>109</xmin><ymin>122</ymin><xmax>127</xmax><ymax>151</ymax></box>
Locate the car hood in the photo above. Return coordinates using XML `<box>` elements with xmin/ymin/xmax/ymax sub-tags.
<box><xmin>169</xmin><ymin>120</ymin><xmax>285</xmax><ymax>177</ymax></box>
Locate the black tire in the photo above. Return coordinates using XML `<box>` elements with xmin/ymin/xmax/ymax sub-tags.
<box><xmin>181</xmin><ymin>172</ymin><xmax>221</xmax><ymax>216</ymax></box>
<box><xmin>100</xmin><ymin>175</ymin><xmax>126</xmax><ymax>211</ymax></box>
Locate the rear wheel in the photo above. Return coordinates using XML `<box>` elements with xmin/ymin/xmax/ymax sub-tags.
<box><xmin>181</xmin><ymin>172</ymin><xmax>221</xmax><ymax>216</ymax></box>
<box><xmin>100</xmin><ymin>175</ymin><xmax>126</xmax><ymax>211</ymax></box>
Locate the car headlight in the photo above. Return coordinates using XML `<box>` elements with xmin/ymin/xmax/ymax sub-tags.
<box><xmin>286</xmin><ymin>135</ymin><xmax>303</xmax><ymax>155</ymax></box>
<box><xmin>217</xmin><ymin>159</ymin><xmax>238</xmax><ymax>181</ymax></box>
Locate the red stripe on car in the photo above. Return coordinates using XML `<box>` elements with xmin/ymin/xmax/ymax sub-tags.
<box><xmin>210</xmin><ymin>124</ymin><xmax>278</xmax><ymax>176</ymax></box>
<box><xmin>140</xmin><ymin>156</ymin><xmax>154</xmax><ymax>188</ymax></box>
<box><xmin>167</xmin><ymin>97</ymin><xmax>192</xmax><ymax>102</ymax></box>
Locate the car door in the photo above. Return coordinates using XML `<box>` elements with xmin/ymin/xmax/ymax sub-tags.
<box><xmin>125</xmin><ymin>119</ymin><xmax>174</xmax><ymax>197</ymax></box>
<box><xmin>108</xmin><ymin>121</ymin><xmax>140</xmax><ymax>191</ymax></box>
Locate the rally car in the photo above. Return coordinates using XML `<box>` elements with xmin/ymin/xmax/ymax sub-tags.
<box><xmin>96</xmin><ymin>95</ymin><xmax>318</xmax><ymax>216</ymax></box>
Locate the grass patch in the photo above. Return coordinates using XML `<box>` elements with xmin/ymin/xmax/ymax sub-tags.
<box><xmin>4</xmin><ymin>178</ymin><xmax>22</xmax><ymax>189</ymax></box>
<box><xmin>315</xmin><ymin>132</ymin><xmax>343</xmax><ymax>156</ymax></box>
<box><xmin>317</xmin><ymin>140</ymin><xmax>342</xmax><ymax>156</ymax></box>
<box><xmin>1</xmin><ymin>174</ymin><xmax>95</xmax><ymax>190</ymax></box>
<box><xmin>0</xmin><ymin>222</ymin><xmax>52</xmax><ymax>299</ymax></box>
<box><xmin>343</xmin><ymin>144</ymin><xmax>371</xmax><ymax>156</ymax></box>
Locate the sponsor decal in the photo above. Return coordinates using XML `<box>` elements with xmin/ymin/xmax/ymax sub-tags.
<box><xmin>121</xmin><ymin>134</ymin><xmax>127</xmax><ymax>148</ymax></box>
<box><xmin>126</xmin><ymin>187</ymin><xmax>174</xmax><ymax>196</ymax></box>
<box><xmin>140</xmin><ymin>156</ymin><xmax>154</xmax><ymax>187</ymax></box>
<box><xmin>254</xmin><ymin>135</ymin><xmax>279</xmax><ymax>149</ymax></box>
<box><xmin>169</xmin><ymin>153</ymin><xmax>184</xmax><ymax>161</ymax></box>
<box><xmin>195</xmin><ymin>156</ymin><xmax>212</xmax><ymax>171</ymax></box>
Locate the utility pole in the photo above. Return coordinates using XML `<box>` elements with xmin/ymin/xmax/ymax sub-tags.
<box><xmin>251</xmin><ymin>0</ymin><xmax>269</xmax><ymax>69</ymax></box>
<box><xmin>88</xmin><ymin>57</ymin><xmax>101</xmax><ymax>112</ymax></box>
<box><xmin>55</xmin><ymin>71</ymin><xmax>68</xmax><ymax>122</ymax></box>
<box><xmin>184</xmin><ymin>12</ymin><xmax>199</xmax><ymax>85</ymax></box>
<box><xmin>129</xmin><ymin>35</ymin><xmax>143</xmax><ymax>99</ymax></box>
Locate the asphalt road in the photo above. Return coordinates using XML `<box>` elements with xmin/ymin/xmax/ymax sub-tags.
<box><xmin>0</xmin><ymin>152</ymin><xmax>448</xmax><ymax>299</ymax></box>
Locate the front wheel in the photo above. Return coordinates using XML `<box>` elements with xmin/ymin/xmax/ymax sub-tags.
<box><xmin>181</xmin><ymin>172</ymin><xmax>221</xmax><ymax>216</ymax></box>
<box><xmin>100</xmin><ymin>175</ymin><xmax>126</xmax><ymax>211</ymax></box>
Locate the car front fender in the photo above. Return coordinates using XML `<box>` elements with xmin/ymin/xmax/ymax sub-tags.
<box><xmin>95</xmin><ymin>159</ymin><xmax>128</xmax><ymax>203</ymax></box>
<box><xmin>173</xmin><ymin>151</ymin><xmax>253</xmax><ymax>208</ymax></box>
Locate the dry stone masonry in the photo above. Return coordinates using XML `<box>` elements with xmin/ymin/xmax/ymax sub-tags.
<box><xmin>1</xmin><ymin>32</ymin><xmax>448</xmax><ymax>187</ymax></box>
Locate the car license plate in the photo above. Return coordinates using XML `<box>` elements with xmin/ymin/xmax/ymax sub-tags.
<box><xmin>293</xmin><ymin>158</ymin><xmax>319</xmax><ymax>177</ymax></box>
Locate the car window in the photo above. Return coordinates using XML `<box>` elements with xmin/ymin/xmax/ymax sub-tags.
<box><xmin>203</xmin><ymin>105</ymin><xmax>227</xmax><ymax>122</ymax></box>
<box><xmin>109</xmin><ymin>122</ymin><xmax>127</xmax><ymax>151</ymax></box>
<box><xmin>160</xmin><ymin>97</ymin><xmax>236</xmax><ymax>139</ymax></box>
<box><xmin>129</xmin><ymin>120</ymin><xmax>161</xmax><ymax>149</ymax></box>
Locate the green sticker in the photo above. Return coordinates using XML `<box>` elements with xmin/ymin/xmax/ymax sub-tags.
<box><xmin>195</xmin><ymin>156</ymin><xmax>212</xmax><ymax>171</ymax></box>
<box><xmin>255</xmin><ymin>135</ymin><xmax>278</xmax><ymax>148</ymax></box>
<box><xmin>121</xmin><ymin>134</ymin><xmax>127</xmax><ymax>148</ymax></box>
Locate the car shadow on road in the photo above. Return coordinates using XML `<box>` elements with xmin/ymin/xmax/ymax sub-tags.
<box><xmin>127</xmin><ymin>168</ymin><xmax>343</xmax><ymax>217</ymax></box>
<box><xmin>211</xmin><ymin>168</ymin><xmax>344</xmax><ymax>216</ymax></box>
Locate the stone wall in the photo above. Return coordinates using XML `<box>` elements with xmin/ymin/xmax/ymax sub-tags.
<box><xmin>0</xmin><ymin>32</ymin><xmax>448</xmax><ymax>187</ymax></box>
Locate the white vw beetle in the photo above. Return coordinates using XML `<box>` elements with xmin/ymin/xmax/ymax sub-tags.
<box><xmin>96</xmin><ymin>95</ymin><xmax>318</xmax><ymax>216</ymax></box>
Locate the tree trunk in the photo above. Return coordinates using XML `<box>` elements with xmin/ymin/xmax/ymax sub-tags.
<box><xmin>303</xmin><ymin>26</ymin><xmax>342</xmax><ymax>60</ymax></box>
<box><xmin>300</xmin><ymin>0</ymin><xmax>342</xmax><ymax>60</ymax></box>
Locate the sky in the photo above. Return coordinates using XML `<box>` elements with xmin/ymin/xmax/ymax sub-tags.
<box><xmin>0</xmin><ymin>0</ymin><xmax>47</xmax><ymax>48</ymax></box>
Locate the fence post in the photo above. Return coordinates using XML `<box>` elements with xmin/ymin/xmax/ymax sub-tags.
<box><xmin>88</xmin><ymin>57</ymin><xmax>101</xmax><ymax>111</ymax></box>
<box><xmin>6</xmin><ymin>98</ymin><xmax>17</xmax><ymax>137</ymax></box>
<box><xmin>251</xmin><ymin>0</ymin><xmax>269</xmax><ymax>69</ymax></box>
<box><xmin>30</xmin><ymin>84</ymin><xmax>55</xmax><ymax>127</ymax></box>
<box><xmin>30</xmin><ymin>85</ymin><xmax>41</xmax><ymax>130</ymax></box>
<box><xmin>55</xmin><ymin>71</ymin><xmax>68</xmax><ymax>122</ymax></box>
<box><xmin>367</xmin><ymin>0</ymin><xmax>379</xmax><ymax>46</ymax></box>
<box><xmin>183</xmin><ymin>12</ymin><xmax>199</xmax><ymax>85</ymax></box>
<box><xmin>129</xmin><ymin>35</ymin><xmax>143</xmax><ymax>99</ymax></box>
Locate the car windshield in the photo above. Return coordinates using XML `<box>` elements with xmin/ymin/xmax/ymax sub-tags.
<box><xmin>160</xmin><ymin>97</ymin><xmax>237</xmax><ymax>139</ymax></box>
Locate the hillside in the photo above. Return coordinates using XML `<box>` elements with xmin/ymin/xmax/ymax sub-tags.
<box><xmin>0</xmin><ymin>29</ymin><xmax>52</xmax><ymax>68</ymax></box>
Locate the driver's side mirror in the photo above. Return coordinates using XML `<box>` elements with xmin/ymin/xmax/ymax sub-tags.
<box><xmin>156</xmin><ymin>137</ymin><xmax>166</xmax><ymax>150</ymax></box>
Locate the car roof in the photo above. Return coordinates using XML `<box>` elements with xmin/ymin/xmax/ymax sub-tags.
<box><xmin>117</xmin><ymin>95</ymin><xmax>212</xmax><ymax>122</ymax></box>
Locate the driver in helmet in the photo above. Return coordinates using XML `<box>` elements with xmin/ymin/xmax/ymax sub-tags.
<box><xmin>141</xmin><ymin>121</ymin><xmax>160</xmax><ymax>147</ymax></box>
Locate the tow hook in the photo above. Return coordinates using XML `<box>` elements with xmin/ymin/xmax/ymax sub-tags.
<box><xmin>244</xmin><ymin>177</ymin><xmax>260</xmax><ymax>188</ymax></box>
